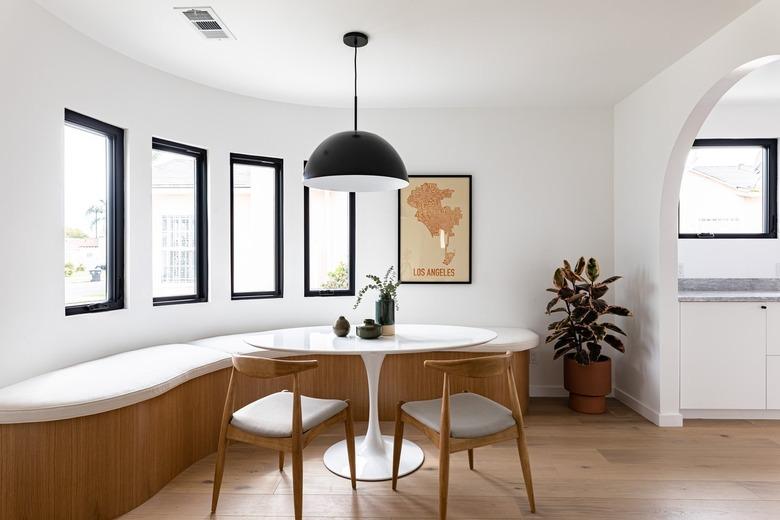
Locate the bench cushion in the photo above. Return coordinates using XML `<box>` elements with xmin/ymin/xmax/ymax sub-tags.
<box><xmin>231</xmin><ymin>390</ymin><xmax>347</xmax><ymax>437</ymax></box>
<box><xmin>190</xmin><ymin>332</ymin><xmax>291</xmax><ymax>356</ymax></box>
<box><xmin>402</xmin><ymin>392</ymin><xmax>516</xmax><ymax>438</ymax></box>
<box><xmin>460</xmin><ymin>327</ymin><xmax>539</xmax><ymax>352</ymax></box>
<box><xmin>0</xmin><ymin>344</ymin><xmax>230</xmax><ymax>424</ymax></box>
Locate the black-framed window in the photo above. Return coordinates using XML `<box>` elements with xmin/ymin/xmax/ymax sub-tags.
<box><xmin>679</xmin><ymin>138</ymin><xmax>777</xmax><ymax>239</ymax></box>
<box><xmin>230</xmin><ymin>153</ymin><xmax>283</xmax><ymax>299</ymax></box>
<box><xmin>303</xmin><ymin>181</ymin><xmax>355</xmax><ymax>297</ymax></box>
<box><xmin>64</xmin><ymin>109</ymin><xmax>125</xmax><ymax>316</ymax></box>
<box><xmin>151</xmin><ymin>138</ymin><xmax>208</xmax><ymax>305</ymax></box>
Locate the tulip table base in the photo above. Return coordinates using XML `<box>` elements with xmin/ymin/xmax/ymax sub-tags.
<box><xmin>323</xmin><ymin>435</ymin><xmax>424</xmax><ymax>481</ymax></box>
<box><xmin>323</xmin><ymin>352</ymin><xmax>424</xmax><ymax>481</ymax></box>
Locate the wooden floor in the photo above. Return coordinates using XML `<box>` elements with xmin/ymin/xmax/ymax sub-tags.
<box><xmin>121</xmin><ymin>398</ymin><xmax>780</xmax><ymax>519</ymax></box>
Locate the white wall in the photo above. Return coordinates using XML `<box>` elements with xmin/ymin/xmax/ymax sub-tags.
<box><xmin>613</xmin><ymin>0</ymin><xmax>780</xmax><ymax>425</ymax></box>
<box><xmin>678</xmin><ymin>102</ymin><xmax>780</xmax><ymax>278</ymax></box>
<box><xmin>0</xmin><ymin>0</ymin><xmax>613</xmax><ymax>389</ymax></box>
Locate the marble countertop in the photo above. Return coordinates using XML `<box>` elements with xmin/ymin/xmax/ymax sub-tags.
<box><xmin>679</xmin><ymin>291</ymin><xmax>780</xmax><ymax>302</ymax></box>
<box><xmin>678</xmin><ymin>278</ymin><xmax>780</xmax><ymax>302</ymax></box>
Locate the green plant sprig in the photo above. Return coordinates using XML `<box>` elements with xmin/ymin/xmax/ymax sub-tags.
<box><xmin>354</xmin><ymin>266</ymin><xmax>401</xmax><ymax>310</ymax></box>
<box><xmin>544</xmin><ymin>257</ymin><xmax>632</xmax><ymax>366</ymax></box>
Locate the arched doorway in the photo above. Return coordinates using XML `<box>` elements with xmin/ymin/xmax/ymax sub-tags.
<box><xmin>658</xmin><ymin>56</ymin><xmax>780</xmax><ymax>421</ymax></box>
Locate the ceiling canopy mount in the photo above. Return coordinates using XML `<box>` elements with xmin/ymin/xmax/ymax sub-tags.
<box><xmin>343</xmin><ymin>31</ymin><xmax>368</xmax><ymax>48</ymax></box>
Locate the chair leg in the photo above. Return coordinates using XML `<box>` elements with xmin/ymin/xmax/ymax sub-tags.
<box><xmin>515</xmin><ymin>430</ymin><xmax>536</xmax><ymax>513</ymax></box>
<box><xmin>438</xmin><ymin>446</ymin><xmax>450</xmax><ymax>520</ymax></box>
<box><xmin>292</xmin><ymin>447</ymin><xmax>303</xmax><ymax>520</ymax></box>
<box><xmin>211</xmin><ymin>435</ymin><xmax>228</xmax><ymax>513</ymax></box>
<box><xmin>391</xmin><ymin>402</ymin><xmax>405</xmax><ymax>491</ymax></box>
<box><xmin>467</xmin><ymin>448</ymin><xmax>474</xmax><ymax>470</ymax></box>
<box><xmin>344</xmin><ymin>403</ymin><xmax>357</xmax><ymax>490</ymax></box>
<box><xmin>278</xmin><ymin>451</ymin><xmax>285</xmax><ymax>471</ymax></box>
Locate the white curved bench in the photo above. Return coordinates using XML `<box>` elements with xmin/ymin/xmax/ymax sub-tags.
<box><xmin>0</xmin><ymin>326</ymin><xmax>538</xmax><ymax>520</ymax></box>
<box><xmin>462</xmin><ymin>326</ymin><xmax>538</xmax><ymax>352</ymax></box>
<box><xmin>0</xmin><ymin>327</ymin><xmax>538</xmax><ymax>425</ymax></box>
<box><xmin>0</xmin><ymin>344</ymin><xmax>230</xmax><ymax>424</ymax></box>
<box><xmin>190</xmin><ymin>332</ymin><xmax>290</xmax><ymax>355</ymax></box>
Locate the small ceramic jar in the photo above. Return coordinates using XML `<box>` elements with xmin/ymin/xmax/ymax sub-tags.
<box><xmin>333</xmin><ymin>316</ymin><xmax>350</xmax><ymax>337</ymax></box>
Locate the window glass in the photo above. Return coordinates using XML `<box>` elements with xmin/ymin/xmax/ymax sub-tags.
<box><xmin>152</xmin><ymin>148</ymin><xmax>198</xmax><ymax>299</ymax></box>
<box><xmin>63</xmin><ymin>110</ymin><xmax>127</xmax><ymax>315</ymax></box>
<box><xmin>232</xmin><ymin>159</ymin><xmax>280</xmax><ymax>296</ymax></box>
<box><xmin>306</xmin><ymin>188</ymin><xmax>353</xmax><ymax>294</ymax></box>
<box><xmin>680</xmin><ymin>144</ymin><xmax>767</xmax><ymax>235</ymax></box>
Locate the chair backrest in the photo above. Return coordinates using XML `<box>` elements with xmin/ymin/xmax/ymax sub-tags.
<box><xmin>423</xmin><ymin>352</ymin><xmax>512</xmax><ymax>378</ymax></box>
<box><xmin>231</xmin><ymin>355</ymin><xmax>318</xmax><ymax>379</ymax></box>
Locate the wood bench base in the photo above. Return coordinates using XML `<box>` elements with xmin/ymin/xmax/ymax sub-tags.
<box><xmin>0</xmin><ymin>351</ymin><xmax>528</xmax><ymax>519</ymax></box>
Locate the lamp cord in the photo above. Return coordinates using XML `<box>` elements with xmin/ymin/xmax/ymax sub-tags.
<box><xmin>353</xmin><ymin>45</ymin><xmax>358</xmax><ymax>132</ymax></box>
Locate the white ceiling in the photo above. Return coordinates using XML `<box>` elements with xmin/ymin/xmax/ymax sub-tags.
<box><xmin>34</xmin><ymin>0</ymin><xmax>758</xmax><ymax>108</ymax></box>
<box><xmin>721</xmin><ymin>59</ymin><xmax>780</xmax><ymax>104</ymax></box>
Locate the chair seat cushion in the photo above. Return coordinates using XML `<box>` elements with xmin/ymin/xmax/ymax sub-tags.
<box><xmin>231</xmin><ymin>391</ymin><xmax>347</xmax><ymax>438</ymax></box>
<box><xmin>402</xmin><ymin>392</ymin><xmax>516</xmax><ymax>439</ymax></box>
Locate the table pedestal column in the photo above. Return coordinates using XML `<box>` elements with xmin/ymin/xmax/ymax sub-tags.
<box><xmin>323</xmin><ymin>352</ymin><xmax>425</xmax><ymax>481</ymax></box>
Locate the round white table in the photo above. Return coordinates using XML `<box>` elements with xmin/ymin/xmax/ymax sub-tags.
<box><xmin>245</xmin><ymin>324</ymin><xmax>497</xmax><ymax>481</ymax></box>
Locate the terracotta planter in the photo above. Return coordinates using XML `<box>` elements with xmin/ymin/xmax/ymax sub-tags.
<box><xmin>563</xmin><ymin>354</ymin><xmax>611</xmax><ymax>414</ymax></box>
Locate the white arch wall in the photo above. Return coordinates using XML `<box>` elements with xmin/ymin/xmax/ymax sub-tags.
<box><xmin>613</xmin><ymin>0</ymin><xmax>780</xmax><ymax>426</ymax></box>
<box><xmin>0</xmin><ymin>0</ymin><xmax>614</xmax><ymax>388</ymax></box>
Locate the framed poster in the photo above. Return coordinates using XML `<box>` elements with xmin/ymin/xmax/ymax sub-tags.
<box><xmin>398</xmin><ymin>175</ymin><xmax>471</xmax><ymax>283</ymax></box>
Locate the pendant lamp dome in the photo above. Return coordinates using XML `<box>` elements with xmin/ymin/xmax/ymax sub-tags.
<box><xmin>303</xmin><ymin>32</ymin><xmax>408</xmax><ymax>192</ymax></box>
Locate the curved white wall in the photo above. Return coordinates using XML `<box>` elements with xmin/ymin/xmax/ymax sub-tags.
<box><xmin>0</xmin><ymin>0</ymin><xmax>613</xmax><ymax>389</ymax></box>
<box><xmin>614</xmin><ymin>0</ymin><xmax>780</xmax><ymax>425</ymax></box>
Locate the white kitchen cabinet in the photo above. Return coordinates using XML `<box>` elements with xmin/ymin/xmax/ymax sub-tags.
<box><xmin>768</xmin><ymin>356</ymin><xmax>780</xmax><ymax>409</ymax></box>
<box><xmin>766</xmin><ymin>304</ymin><xmax>780</xmax><ymax>355</ymax></box>
<box><xmin>680</xmin><ymin>302</ymin><xmax>766</xmax><ymax>410</ymax></box>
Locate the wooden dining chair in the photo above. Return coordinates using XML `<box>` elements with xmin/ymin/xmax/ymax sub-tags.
<box><xmin>211</xmin><ymin>355</ymin><xmax>357</xmax><ymax>520</ymax></box>
<box><xmin>391</xmin><ymin>352</ymin><xmax>535</xmax><ymax>519</ymax></box>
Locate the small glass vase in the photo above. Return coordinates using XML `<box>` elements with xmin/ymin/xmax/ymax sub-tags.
<box><xmin>375</xmin><ymin>298</ymin><xmax>395</xmax><ymax>336</ymax></box>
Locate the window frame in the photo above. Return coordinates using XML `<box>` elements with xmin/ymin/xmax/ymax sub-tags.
<box><xmin>151</xmin><ymin>137</ymin><xmax>208</xmax><ymax>305</ymax></box>
<box><xmin>230</xmin><ymin>153</ymin><xmax>284</xmax><ymax>300</ymax></box>
<box><xmin>64</xmin><ymin>109</ymin><xmax>125</xmax><ymax>316</ymax></box>
<box><xmin>679</xmin><ymin>138</ymin><xmax>778</xmax><ymax>239</ymax></box>
<box><xmin>303</xmin><ymin>182</ymin><xmax>356</xmax><ymax>297</ymax></box>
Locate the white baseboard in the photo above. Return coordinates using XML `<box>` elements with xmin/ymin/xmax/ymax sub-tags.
<box><xmin>682</xmin><ymin>409</ymin><xmax>780</xmax><ymax>420</ymax></box>
<box><xmin>529</xmin><ymin>385</ymin><xmax>568</xmax><ymax>397</ymax></box>
<box><xmin>614</xmin><ymin>387</ymin><xmax>683</xmax><ymax>427</ymax></box>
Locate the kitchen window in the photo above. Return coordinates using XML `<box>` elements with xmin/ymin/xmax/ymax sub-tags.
<box><xmin>679</xmin><ymin>138</ymin><xmax>777</xmax><ymax>239</ymax></box>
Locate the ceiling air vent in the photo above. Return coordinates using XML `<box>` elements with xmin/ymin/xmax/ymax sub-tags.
<box><xmin>175</xmin><ymin>7</ymin><xmax>235</xmax><ymax>40</ymax></box>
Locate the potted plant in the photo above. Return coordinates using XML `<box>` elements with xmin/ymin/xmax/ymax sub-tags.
<box><xmin>354</xmin><ymin>266</ymin><xmax>400</xmax><ymax>336</ymax></box>
<box><xmin>545</xmin><ymin>257</ymin><xmax>631</xmax><ymax>414</ymax></box>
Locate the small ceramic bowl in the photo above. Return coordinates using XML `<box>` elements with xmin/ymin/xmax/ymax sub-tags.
<box><xmin>356</xmin><ymin>319</ymin><xmax>382</xmax><ymax>339</ymax></box>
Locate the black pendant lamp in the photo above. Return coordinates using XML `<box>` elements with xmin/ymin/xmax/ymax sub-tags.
<box><xmin>303</xmin><ymin>32</ymin><xmax>408</xmax><ymax>192</ymax></box>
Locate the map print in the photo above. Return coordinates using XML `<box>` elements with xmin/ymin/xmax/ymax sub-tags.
<box><xmin>406</xmin><ymin>182</ymin><xmax>463</xmax><ymax>265</ymax></box>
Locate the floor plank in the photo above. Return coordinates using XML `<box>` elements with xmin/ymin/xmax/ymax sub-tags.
<box><xmin>120</xmin><ymin>398</ymin><xmax>780</xmax><ymax>519</ymax></box>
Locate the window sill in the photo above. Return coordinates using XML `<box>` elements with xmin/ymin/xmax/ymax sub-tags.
<box><xmin>153</xmin><ymin>296</ymin><xmax>208</xmax><ymax>306</ymax></box>
<box><xmin>66</xmin><ymin>301</ymin><xmax>124</xmax><ymax>316</ymax></box>
<box><xmin>304</xmin><ymin>290</ymin><xmax>356</xmax><ymax>297</ymax></box>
